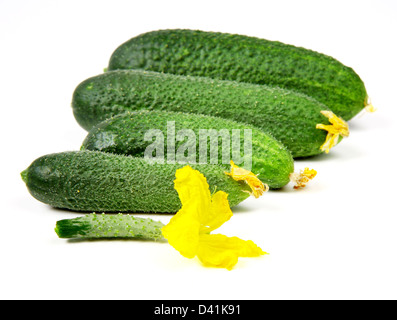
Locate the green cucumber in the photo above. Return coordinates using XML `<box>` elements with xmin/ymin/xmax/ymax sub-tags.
<box><xmin>21</xmin><ymin>151</ymin><xmax>250</xmax><ymax>213</ymax></box>
<box><xmin>55</xmin><ymin>213</ymin><xmax>165</xmax><ymax>240</ymax></box>
<box><xmin>81</xmin><ymin>110</ymin><xmax>294</xmax><ymax>189</ymax></box>
<box><xmin>108</xmin><ymin>29</ymin><xmax>368</xmax><ymax>120</ymax></box>
<box><xmin>72</xmin><ymin>69</ymin><xmax>345</xmax><ymax>158</ymax></box>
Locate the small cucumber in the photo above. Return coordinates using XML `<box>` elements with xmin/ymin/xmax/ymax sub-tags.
<box><xmin>21</xmin><ymin>151</ymin><xmax>250</xmax><ymax>213</ymax></box>
<box><xmin>81</xmin><ymin>110</ymin><xmax>294</xmax><ymax>189</ymax></box>
<box><xmin>72</xmin><ymin>70</ymin><xmax>348</xmax><ymax>157</ymax></box>
<box><xmin>108</xmin><ymin>29</ymin><xmax>368</xmax><ymax>120</ymax></box>
<box><xmin>55</xmin><ymin>213</ymin><xmax>165</xmax><ymax>240</ymax></box>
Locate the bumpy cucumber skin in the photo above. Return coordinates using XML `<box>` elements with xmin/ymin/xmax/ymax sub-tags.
<box><xmin>108</xmin><ymin>29</ymin><xmax>367</xmax><ymax>120</ymax></box>
<box><xmin>73</xmin><ymin>70</ymin><xmax>334</xmax><ymax>158</ymax></box>
<box><xmin>81</xmin><ymin>111</ymin><xmax>294</xmax><ymax>189</ymax></box>
<box><xmin>55</xmin><ymin>214</ymin><xmax>165</xmax><ymax>240</ymax></box>
<box><xmin>22</xmin><ymin>151</ymin><xmax>250</xmax><ymax>213</ymax></box>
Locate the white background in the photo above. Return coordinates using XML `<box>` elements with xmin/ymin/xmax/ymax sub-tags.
<box><xmin>1</xmin><ymin>0</ymin><xmax>396</xmax><ymax>300</ymax></box>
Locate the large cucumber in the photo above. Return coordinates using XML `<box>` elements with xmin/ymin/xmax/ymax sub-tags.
<box><xmin>20</xmin><ymin>151</ymin><xmax>250</xmax><ymax>213</ymax></box>
<box><xmin>81</xmin><ymin>111</ymin><xmax>294</xmax><ymax>189</ymax></box>
<box><xmin>107</xmin><ymin>29</ymin><xmax>368</xmax><ymax>120</ymax></box>
<box><xmin>72</xmin><ymin>70</ymin><xmax>347</xmax><ymax>158</ymax></box>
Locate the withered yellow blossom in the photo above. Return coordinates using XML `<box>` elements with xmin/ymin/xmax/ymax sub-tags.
<box><xmin>224</xmin><ymin>161</ymin><xmax>268</xmax><ymax>198</ymax></box>
<box><xmin>316</xmin><ymin>110</ymin><xmax>349</xmax><ymax>153</ymax></box>
<box><xmin>290</xmin><ymin>168</ymin><xmax>317</xmax><ymax>189</ymax></box>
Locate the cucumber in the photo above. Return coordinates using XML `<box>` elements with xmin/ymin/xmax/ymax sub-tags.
<box><xmin>81</xmin><ymin>110</ymin><xmax>294</xmax><ymax>189</ymax></box>
<box><xmin>72</xmin><ymin>69</ymin><xmax>346</xmax><ymax>158</ymax></box>
<box><xmin>108</xmin><ymin>29</ymin><xmax>368</xmax><ymax>120</ymax></box>
<box><xmin>55</xmin><ymin>213</ymin><xmax>165</xmax><ymax>240</ymax></box>
<box><xmin>21</xmin><ymin>151</ymin><xmax>250</xmax><ymax>213</ymax></box>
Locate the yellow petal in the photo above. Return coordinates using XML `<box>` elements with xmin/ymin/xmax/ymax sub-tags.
<box><xmin>197</xmin><ymin>234</ymin><xmax>267</xmax><ymax>270</ymax></box>
<box><xmin>173</xmin><ymin>165</ymin><xmax>211</xmax><ymax>216</ymax></box>
<box><xmin>162</xmin><ymin>166</ymin><xmax>213</xmax><ymax>259</ymax></box>
<box><xmin>316</xmin><ymin>110</ymin><xmax>349</xmax><ymax>153</ymax></box>
<box><xmin>161</xmin><ymin>206</ymin><xmax>200</xmax><ymax>259</ymax></box>
<box><xmin>201</xmin><ymin>191</ymin><xmax>233</xmax><ymax>234</ymax></box>
<box><xmin>225</xmin><ymin>161</ymin><xmax>268</xmax><ymax>198</ymax></box>
<box><xmin>290</xmin><ymin>168</ymin><xmax>317</xmax><ymax>189</ymax></box>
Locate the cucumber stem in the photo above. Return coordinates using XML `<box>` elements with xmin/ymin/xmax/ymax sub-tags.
<box><xmin>20</xmin><ymin>169</ymin><xmax>28</xmax><ymax>183</ymax></box>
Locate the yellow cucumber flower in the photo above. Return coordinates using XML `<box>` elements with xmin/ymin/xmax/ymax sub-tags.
<box><xmin>162</xmin><ymin>166</ymin><xmax>266</xmax><ymax>270</ymax></box>
<box><xmin>316</xmin><ymin>110</ymin><xmax>349</xmax><ymax>153</ymax></box>
<box><xmin>225</xmin><ymin>161</ymin><xmax>269</xmax><ymax>198</ymax></box>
